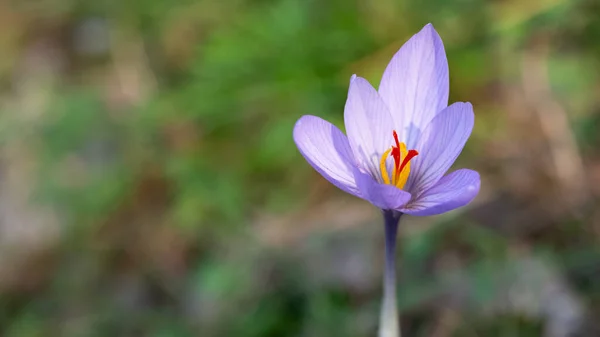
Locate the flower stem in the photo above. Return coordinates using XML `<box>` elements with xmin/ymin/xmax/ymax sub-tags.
<box><xmin>379</xmin><ymin>210</ymin><xmax>402</xmax><ymax>337</ymax></box>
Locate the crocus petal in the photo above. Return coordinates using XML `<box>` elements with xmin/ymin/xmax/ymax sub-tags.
<box><xmin>344</xmin><ymin>75</ymin><xmax>394</xmax><ymax>181</ymax></box>
<box><xmin>401</xmin><ymin>169</ymin><xmax>480</xmax><ymax>216</ymax></box>
<box><xmin>378</xmin><ymin>23</ymin><xmax>449</xmax><ymax>148</ymax></box>
<box><xmin>405</xmin><ymin>102</ymin><xmax>474</xmax><ymax>195</ymax></box>
<box><xmin>353</xmin><ymin>167</ymin><xmax>411</xmax><ymax>210</ymax></box>
<box><xmin>293</xmin><ymin>115</ymin><xmax>360</xmax><ymax>196</ymax></box>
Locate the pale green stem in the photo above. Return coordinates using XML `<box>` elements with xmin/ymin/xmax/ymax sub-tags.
<box><xmin>378</xmin><ymin>210</ymin><xmax>401</xmax><ymax>337</ymax></box>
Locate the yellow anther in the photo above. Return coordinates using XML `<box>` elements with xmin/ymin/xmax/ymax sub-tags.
<box><xmin>379</xmin><ymin>148</ymin><xmax>393</xmax><ymax>185</ymax></box>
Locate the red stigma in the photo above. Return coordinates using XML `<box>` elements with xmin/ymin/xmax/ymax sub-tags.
<box><xmin>382</xmin><ymin>130</ymin><xmax>419</xmax><ymax>187</ymax></box>
<box><xmin>379</xmin><ymin>130</ymin><xmax>419</xmax><ymax>189</ymax></box>
<box><xmin>390</xmin><ymin>131</ymin><xmax>401</xmax><ymax>169</ymax></box>
<box><xmin>392</xmin><ymin>130</ymin><xmax>400</xmax><ymax>148</ymax></box>
<box><xmin>399</xmin><ymin>149</ymin><xmax>419</xmax><ymax>174</ymax></box>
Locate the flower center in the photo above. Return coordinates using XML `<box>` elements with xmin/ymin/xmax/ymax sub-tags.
<box><xmin>379</xmin><ymin>131</ymin><xmax>419</xmax><ymax>189</ymax></box>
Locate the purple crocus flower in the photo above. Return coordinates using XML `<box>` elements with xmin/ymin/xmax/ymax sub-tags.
<box><xmin>293</xmin><ymin>23</ymin><xmax>480</xmax><ymax>216</ymax></box>
<box><xmin>293</xmin><ymin>23</ymin><xmax>480</xmax><ymax>337</ymax></box>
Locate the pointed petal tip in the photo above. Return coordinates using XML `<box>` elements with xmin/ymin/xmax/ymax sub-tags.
<box><xmin>293</xmin><ymin>115</ymin><xmax>317</xmax><ymax>148</ymax></box>
<box><xmin>349</xmin><ymin>74</ymin><xmax>375</xmax><ymax>87</ymax></box>
<box><xmin>449</xmin><ymin>101</ymin><xmax>475</xmax><ymax>118</ymax></box>
<box><xmin>470</xmin><ymin>170</ymin><xmax>481</xmax><ymax>188</ymax></box>
<box><xmin>292</xmin><ymin>114</ymin><xmax>312</xmax><ymax>136</ymax></box>
<box><xmin>292</xmin><ymin>115</ymin><xmax>332</xmax><ymax>145</ymax></box>
<box><xmin>462</xmin><ymin>101</ymin><xmax>474</xmax><ymax>109</ymax></box>
<box><xmin>463</xmin><ymin>172</ymin><xmax>481</xmax><ymax>196</ymax></box>
<box><xmin>418</xmin><ymin>23</ymin><xmax>441</xmax><ymax>38</ymax></box>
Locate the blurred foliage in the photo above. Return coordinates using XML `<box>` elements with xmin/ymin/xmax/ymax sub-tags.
<box><xmin>0</xmin><ymin>0</ymin><xmax>599</xmax><ymax>336</ymax></box>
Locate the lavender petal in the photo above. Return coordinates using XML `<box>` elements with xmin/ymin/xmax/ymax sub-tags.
<box><xmin>401</xmin><ymin>169</ymin><xmax>480</xmax><ymax>216</ymax></box>
<box><xmin>378</xmin><ymin>23</ymin><xmax>449</xmax><ymax>149</ymax></box>
<box><xmin>344</xmin><ymin>75</ymin><xmax>395</xmax><ymax>181</ymax></box>
<box><xmin>293</xmin><ymin>115</ymin><xmax>360</xmax><ymax>196</ymax></box>
<box><xmin>353</xmin><ymin>167</ymin><xmax>411</xmax><ymax>210</ymax></box>
<box><xmin>404</xmin><ymin>102</ymin><xmax>474</xmax><ymax>195</ymax></box>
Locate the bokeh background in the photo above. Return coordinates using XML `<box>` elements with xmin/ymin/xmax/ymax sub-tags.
<box><xmin>0</xmin><ymin>0</ymin><xmax>599</xmax><ymax>336</ymax></box>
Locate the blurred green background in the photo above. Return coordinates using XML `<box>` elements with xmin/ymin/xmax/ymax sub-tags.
<box><xmin>0</xmin><ymin>0</ymin><xmax>599</xmax><ymax>336</ymax></box>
